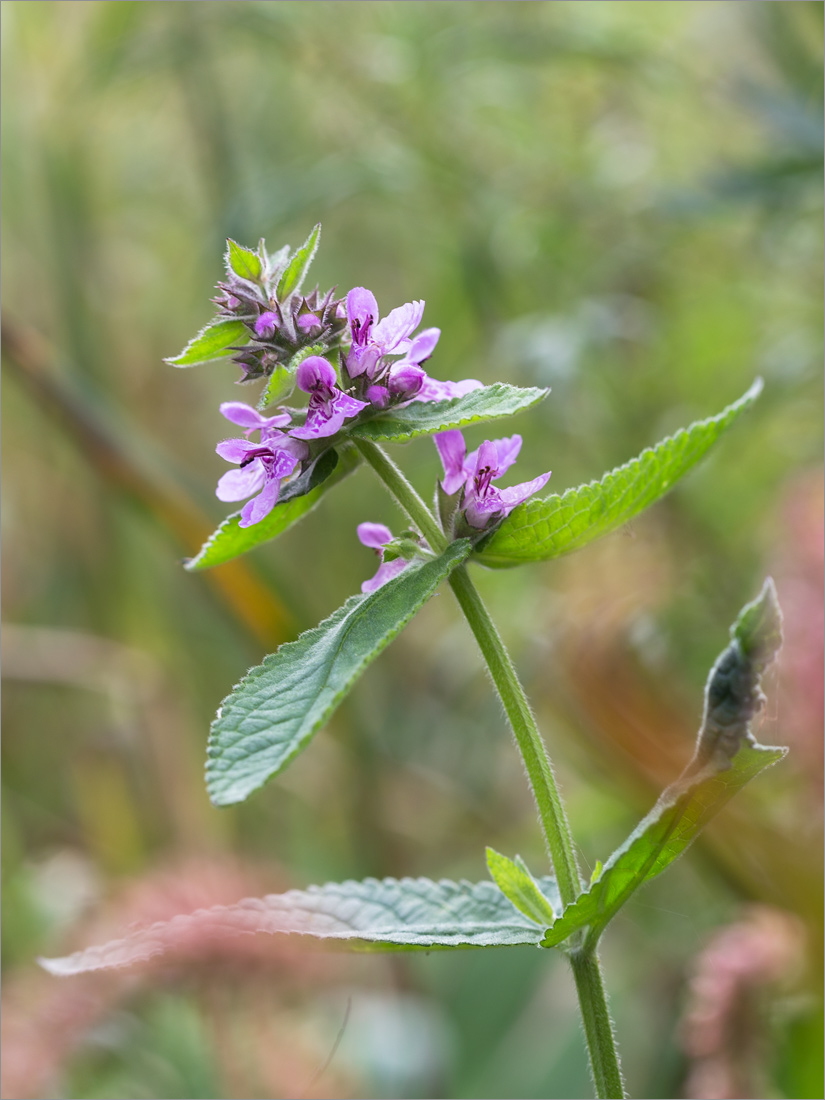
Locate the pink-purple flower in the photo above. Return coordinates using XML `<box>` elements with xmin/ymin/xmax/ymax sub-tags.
<box><xmin>357</xmin><ymin>523</ymin><xmax>412</xmax><ymax>593</ymax></box>
<box><xmin>215</xmin><ymin>402</ymin><xmax>309</xmax><ymax>527</ymax></box>
<box><xmin>345</xmin><ymin>287</ymin><xmax>481</xmax><ymax>407</ymax></box>
<box><xmin>435</xmin><ymin>429</ymin><xmax>551</xmax><ymax>529</ymax></box>
<box><xmin>288</xmin><ymin>356</ymin><xmax>368</xmax><ymax>441</ymax></box>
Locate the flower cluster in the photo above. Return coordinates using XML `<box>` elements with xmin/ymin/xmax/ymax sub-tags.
<box><xmin>214</xmin><ymin>249</ymin><xmax>348</xmax><ymax>385</ymax></box>
<box><xmin>215</xmin><ymin>279</ymin><xmax>480</xmax><ymax>526</ymax></box>
<box><xmin>208</xmin><ymin>234</ymin><xmax>550</xmax><ymax>541</ymax></box>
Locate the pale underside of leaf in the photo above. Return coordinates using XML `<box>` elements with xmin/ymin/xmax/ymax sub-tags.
<box><xmin>186</xmin><ymin>445</ymin><xmax>360</xmax><ymax>571</ymax></box>
<box><xmin>349</xmin><ymin>383</ymin><xmax>549</xmax><ymax>443</ymax></box>
<box><xmin>206</xmin><ymin>540</ymin><xmax>472</xmax><ymax>805</ymax></box>
<box><xmin>41</xmin><ymin>875</ymin><xmax>561</xmax><ymax>976</ymax></box>
<box><xmin>476</xmin><ymin>379</ymin><xmax>763</xmax><ymax>567</ymax></box>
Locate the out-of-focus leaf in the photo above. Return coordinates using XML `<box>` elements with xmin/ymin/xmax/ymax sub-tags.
<box><xmin>40</xmin><ymin>874</ymin><xmax>562</xmax><ymax>975</ymax></box>
<box><xmin>185</xmin><ymin>445</ymin><xmax>360</xmax><ymax>571</ymax></box>
<box><xmin>206</xmin><ymin>540</ymin><xmax>472</xmax><ymax>806</ymax></box>
<box><xmin>276</xmin><ymin>223</ymin><xmax>321</xmax><ymax>300</ymax></box>
<box><xmin>349</xmin><ymin>384</ymin><xmax>549</xmax><ymax>443</ymax></box>
<box><xmin>164</xmin><ymin>319</ymin><xmax>249</xmax><ymax>368</ymax></box>
<box><xmin>226</xmin><ymin>238</ymin><xmax>262</xmax><ymax>282</ymax></box>
<box><xmin>476</xmin><ymin>380</ymin><xmax>763</xmax><ymax>567</ymax></box>
<box><xmin>541</xmin><ymin>580</ymin><xmax>786</xmax><ymax>950</ymax></box>
<box><xmin>486</xmin><ymin>848</ymin><xmax>558</xmax><ymax>925</ymax></box>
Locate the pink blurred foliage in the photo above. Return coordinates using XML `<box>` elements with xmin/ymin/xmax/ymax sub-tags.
<box><xmin>1</xmin><ymin>855</ymin><xmax>351</xmax><ymax>1100</ymax></box>
<box><xmin>680</xmin><ymin>904</ymin><xmax>806</xmax><ymax>1100</ymax></box>
<box><xmin>771</xmin><ymin>469</ymin><xmax>824</xmax><ymax>788</ymax></box>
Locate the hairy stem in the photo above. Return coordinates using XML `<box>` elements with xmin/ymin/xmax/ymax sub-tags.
<box><xmin>357</xmin><ymin>437</ymin><xmax>625</xmax><ymax>1098</ymax></box>
<box><xmin>570</xmin><ymin>949</ymin><xmax>626</xmax><ymax>1099</ymax></box>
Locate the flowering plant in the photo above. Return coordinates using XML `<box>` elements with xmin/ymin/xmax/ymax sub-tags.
<box><xmin>42</xmin><ymin>226</ymin><xmax>786</xmax><ymax>1100</ymax></box>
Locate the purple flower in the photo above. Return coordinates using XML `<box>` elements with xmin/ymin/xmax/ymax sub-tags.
<box><xmin>357</xmin><ymin>523</ymin><xmax>411</xmax><ymax>593</ymax></box>
<box><xmin>346</xmin><ymin>287</ymin><xmax>426</xmax><ymax>379</ymax></box>
<box><xmin>219</xmin><ymin>402</ymin><xmax>291</xmax><ymax>439</ymax></box>
<box><xmin>216</xmin><ymin>434</ymin><xmax>309</xmax><ymax>528</ymax></box>
<box><xmin>254</xmin><ymin>310</ymin><xmax>279</xmax><ymax>339</ymax></box>
<box><xmin>288</xmin><ymin>356</ymin><xmax>368</xmax><ymax>441</ymax></box>
<box><xmin>416</xmin><ymin>376</ymin><xmax>483</xmax><ymax>403</ymax></box>
<box><xmin>435</xmin><ymin>429</ymin><xmax>551</xmax><ymax>529</ymax></box>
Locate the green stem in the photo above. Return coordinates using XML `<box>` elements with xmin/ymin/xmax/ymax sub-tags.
<box><xmin>357</xmin><ymin>437</ymin><xmax>625</xmax><ymax>1098</ymax></box>
<box><xmin>570</xmin><ymin>949</ymin><xmax>626</xmax><ymax>1099</ymax></box>
<box><xmin>353</xmin><ymin>439</ymin><xmax>448</xmax><ymax>554</ymax></box>
<box><xmin>447</xmin><ymin>564</ymin><xmax>581</xmax><ymax>908</ymax></box>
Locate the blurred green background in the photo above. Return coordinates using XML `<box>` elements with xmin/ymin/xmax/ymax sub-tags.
<box><xmin>2</xmin><ymin>2</ymin><xmax>822</xmax><ymax>1098</ymax></box>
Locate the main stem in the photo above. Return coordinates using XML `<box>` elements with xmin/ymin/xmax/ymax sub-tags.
<box><xmin>355</xmin><ymin>437</ymin><xmax>625</xmax><ymax>1099</ymax></box>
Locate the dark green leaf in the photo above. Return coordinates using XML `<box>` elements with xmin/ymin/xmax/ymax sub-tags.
<box><xmin>486</xmin><ymin>848</ymin><xmax>558</xmax><ymax>925</ymax></box>
<box><xmin>541</xmin><ymin>578</ymin><xmax>785</xmax><ymax>950</ymax></box>
<box><xmin>476</xmin><ymin>379</ymin><xmax>763</xmax><ymax>567</ymax></box>
<box><xmin>185</xmin><ymin>446</ymin><xmax>360</xmax><ymax>571</ymax></box>
<box><xmin>206</xmin><ymin>540</ymin><xmax>472</xmax><ymax>805</ymax></box>
<box><xmin>40</xmin><ymin>874</ymin><xmax>562</xmax><ymax>974</ymax></box>
<box><xmin>349</xmin><ymin>383</ymin><xmax>549</xmax><ymax>443</ymax></box>
<box><xmin>226</xmin><ymin>238</ymin><xmax>262</xmax><ymax>282</ymax></box>
<box><xmin>164</xmin><ymin>319</ymin><xmax>249</xmax><ymax>368</ymax></box>
<box><xmin>276</xmin><ymin>223</ymin><xmax>321</xmax><ymax>300</ymax></box>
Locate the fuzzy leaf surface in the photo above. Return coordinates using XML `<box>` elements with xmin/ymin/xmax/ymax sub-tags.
<box><xmin>226</xmin><ymin>238</ymin><xmax>262</xmax><ymax>282</ymax></box>
<box><xmin>349</xmin><ymin>384</ymin><xmax>549</xmax><ymax>443</ymax></box>
<box><xmin>40</xmin><ymin>875</ymin><xmax>562</xmax><ymax>975</ymax></box>
<box><xmin>277</xmin><ymin>223</ymin><xmax>321</xmax><ymax>300</ymax></box>
<box><xmin>164</xmin><ymin>319</ymin><xmax>249</xmax><ymax>368</ymax></box>
<box><xmin>486</xmin><ymin>848</ymin><xmax>558</xmax><ymax>925</ymax></box>
<box><xmin>186</xmin><ymin>447</ymin><xmax>360</xmax><ymax>571</ymax></box>
<box><xmin>477</xmin><ymin>380</ymin><xmax>762</xmax><ymax>567</ymax></box>
<box><xmin>542</xmin><ymin>578</ymin><xmax>785</xmax><ymax>949</ymax></box>
<box><xmin>207</xmin><ymin>540</ymin><xmax>472</xmax><ymax>805</ymax></box>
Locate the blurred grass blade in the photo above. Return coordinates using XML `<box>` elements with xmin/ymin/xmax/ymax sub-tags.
<box><xmin>164</xmin><ymin>318</ymin><xmax>249</xmax><ymax>368</ymax></box>
<box><xmin>206</xmin><ymin>540</ymin><xmax>472</xmax><ymax>806</ymax></box>
<box><xmin>486</xmin><ymin>847</ymin><xmax>558</xmax><ymax>925</ymax></box>
<box><xmin>476</xmin><ymin>380</ymin><xmax>763</xmax><ymax>568</ymax></box>
<box><xmin>276</xmin><ymin>223</ymin><xmax>321</xmax><ymax>300</ymax></box>
<box><xmin>186</xmin><ymin>445</ymin><xmax>360</xmax><ymax>571</ymax></box>
<box><xmin>350</xmin><ymin>383</ymin><xmax>549</xmax><ymax>443</ymax></box>
<box><xmin>2</xmin><ymin>316</ymin><xmax>293</xmax><ymax>647</ymax></box>
<box><xmin>542</xmin><ymin>579</ymin><xmax>786</xmax><ymax>950</ymax></box>
<box><xmin>40</xmin><ymin>873</ymin><xmax>562</xmax><ymax>975</ymax></box>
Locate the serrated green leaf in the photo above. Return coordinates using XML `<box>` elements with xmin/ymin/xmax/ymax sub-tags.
<box><xmin>39</xmin><ymin>874</ymin><xmax>562</xmax><ymax>974</ymax></box>
<box><xmin>164</xmin><ymin>319</ymin><xmax>249</xmax><ymax>368</ymax></box>
<box><xmin>277</xmin><ymin>223</ymin><xmax>321</xmax><ymax>300</ymax></box>
<box><xmin>349</xmin><ymin>383</ymin><xmax>549</xmax><ymax>443</ymax></box>
<box><xmin>476</xmin><ymin>379</ymin><xmax>763</xmax><ymax>568</ymax></box>
<box><xmin>486</xmin><ymin>848</ymin><xmax>558</xmax><ymax>925</ymax></box>
<box><xmin>207</xmin><ymin>540</ymin><xmax>472</xmax><ymax>805</ymax></box>
<box><xmin>257</xmin><ymin>365</ymin><xmax>295</xmax><ymax>408</ymax></box>
<box><xmin>541</xmin><ymin>741</ymin><xmax>785</xmax><ymax>950</ymax></box>
<box><xmin>226</xmin><ymin>238</ymin><xmax>262</xmax><ymax>282</ymax></box>
<box><xmin>185</xmin><ymin>446</ymin><xmax>360</xmax><ymax>571</ymax></box>
<box><xmin>541</xmin><ymin>579</ymin><xmax>785</xmax><ymax>950</ymax></box>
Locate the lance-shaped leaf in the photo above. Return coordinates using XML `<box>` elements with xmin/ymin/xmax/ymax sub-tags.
<box><xmin>476</xmin><ymin>379</ymin><xmax>763</xmax><ymax>568</ymax></box>
<box><xmin>164</xmin><ymin>318</ymin><xmax>250</xmax><ymax>368</ymax></box>
<box><xmin>277</xmin><ymin>223</ymin><xmax>321</xmax><ymax>300</ymax></box>
<box><xmin>207</xmin><ymin>539</ymin><xmax>472</xmax><ymax>805</ymax></box>
<box><xmin>40</xmin><ymin>874</ymin><xmax>562</xmax><ymax>976</ymax></box>
<box><xmin>486</xmin><ymin>848</ymin><xmax>558</xmax><ymax>925</ymax></box>
<box><xmin>349</xmin><ymin>384</ymin><xmax>549</xmax><ymax>444</ymax></box>
<box><xmin>186</xmin><ymin>446</ymin><xmax>361</xmax><ymax>571</ymax></box>
<box><xmin>541</xmin><ymin>579</ymin><xmax>786</xmax><ymax>951</ymax></box>
<box><xmin>226</xmin><ymin>238</ymin><xmax>262</xmax><ymax>283</ymax></box>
